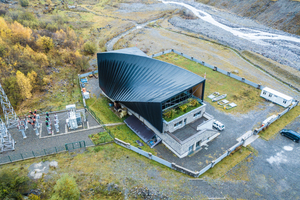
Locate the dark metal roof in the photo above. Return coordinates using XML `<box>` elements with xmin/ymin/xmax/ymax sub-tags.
<box><xmin>97</xmin><ymin>49</ymin><xmax>205</xmax><ymax>132</ymax></box>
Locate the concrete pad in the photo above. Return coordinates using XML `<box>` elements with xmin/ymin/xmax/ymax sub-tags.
<box><xmin>243</xmin><ymin>135</ymin><xmax>259</xmax><ymax>147</ymax></box>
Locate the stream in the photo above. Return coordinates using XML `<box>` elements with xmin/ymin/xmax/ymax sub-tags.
<box><xmin>161</xmin><ymin>0</ymin><xmax>300</xmax><ymax>45</ymax></box>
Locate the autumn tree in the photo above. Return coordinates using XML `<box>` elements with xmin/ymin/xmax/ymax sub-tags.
<box><xmin>50</xmin><ymin>174</ymin><xmax>80</xmax><ymax>200</ymax></box>
<box><xmin>10</xmin><ymin>21</ymin><xmax>32</xmax><ymax>45</ymax></box>
<box><xmin>36</xmin><ymin>36</ymin><xmax>54</xmax><ymax>53</ymax></box>
<box><xmin>27</xmin><ymin>70</ymin><xmax>37</xmax><ymax>90</ymax></box>
<box><xmin>16</xmin><ymin>70</ymin><xmax>32</xmax><ymax>99</ymax></box>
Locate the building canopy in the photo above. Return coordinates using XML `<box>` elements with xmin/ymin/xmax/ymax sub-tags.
<box><xmin>97</xmin><ymin>49</ymin><xmax>205</xmax><ymax>132</ymax></box>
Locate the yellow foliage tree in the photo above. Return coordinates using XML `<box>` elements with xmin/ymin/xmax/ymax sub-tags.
<box><xmin>37</xmin><ymin>36</ymin><xmax>54</xmax><ymax>53</ymax></box>
<box><xmin>10</xmin><ymin>21</ymin><xmax>32</xmax><ymax>44</ymax></box>
<box><xmin>16</xmin><ymin>70</ymin><xmax>32</xmax><ymax>99</ymax></box>
<box><xmin>27</xmin><ymin>70</ymin><xmax>37</xmax><ymax>89</ymax></box>
<box><xmin>0</xmin><ymin>17</ymin><xmax>11</xmax><ymax>39</ymax></box>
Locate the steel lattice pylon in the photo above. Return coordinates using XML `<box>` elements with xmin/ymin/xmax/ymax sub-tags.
<box><xmin>0</xmin><ymin>83</ymin><xmax>17</xmax><ymax>129</ymax></box>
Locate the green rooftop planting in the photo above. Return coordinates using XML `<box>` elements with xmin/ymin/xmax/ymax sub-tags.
<box><xmin>163</xmin><ymin>98</ymin><xmax>202</xmax><ymax>122</ymax></box>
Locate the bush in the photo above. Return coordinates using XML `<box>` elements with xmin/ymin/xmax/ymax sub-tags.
<box><xmin>83</xmin><ymin>41</ymin><xmax>97</xmax><ymax>55</ymax></box>
<box><xmin>51</xmin><ymin>174</ymin><xmax>80</xmax><ymax>200</ymax></box>
<box><xmin>0</xmin><ymin>169</ymin><xmax>31</xmax><ymax>200</ymax></box>
<box><xmin>19</xmin><ymin>0</ymin><xmax>29</xmax><ymax>7</ymax></box>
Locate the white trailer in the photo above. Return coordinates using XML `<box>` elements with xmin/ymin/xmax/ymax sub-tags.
<box><xmin>260</xmin><ymin>87</ymin><xmax>293</xmax><ymax>108</ymax></box>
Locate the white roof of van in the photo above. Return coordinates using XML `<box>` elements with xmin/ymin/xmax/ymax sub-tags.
<box><xmin>262</xmin><ymin>87</ymin><xmax>293</xmax><ymax>101</ymax></box>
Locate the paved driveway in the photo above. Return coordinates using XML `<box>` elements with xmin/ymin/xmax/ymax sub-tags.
<box><xmin>185</xmin><ymin>116</ymin><xmax>300</xmax><ymax>199</ymax></box>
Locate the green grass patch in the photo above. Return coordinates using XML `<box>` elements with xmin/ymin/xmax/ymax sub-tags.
<box><xmin>259</xmin><ymin>105</ymin><xmax>300</xmax><ymax>140</ymax></box>
<box><xmin>89</xmin><ymin>131</ymin><xmax>114</xmax><ymax>145</ymax></box>
<box><xmin>107</xmin><ymin>125</ymin><xmax>157</xmax><ymax>155</ymax></box>
<box><xmin>156</xmin><ymin>53</ymin><xmax>264</xmax><ymax>114</ymax></box>
<box><xmin>86</xmin><ymin>96</ymin><xmax>123</xmax><ymax>124</ymax></box>
<box><xmin>200</xmin><ymin>146</ymin><xmax>252</xmax><ymax>179</ymax></box>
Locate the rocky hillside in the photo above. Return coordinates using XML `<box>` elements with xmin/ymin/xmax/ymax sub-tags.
<box><xmin>196</xmin><ymin>0</ymin><xmax>300</xmax><ymax>35</ymax></box>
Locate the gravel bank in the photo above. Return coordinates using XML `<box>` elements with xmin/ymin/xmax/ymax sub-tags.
<box><xmin>166</xmin><ymin>0</ymin><xmax>300</xmax><ymax>70</ymax></box>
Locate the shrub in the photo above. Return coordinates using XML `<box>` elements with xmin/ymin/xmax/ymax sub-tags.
<box><xmin>83</xmin><ymin>41</ymin><xmax>97</xmax><ymax>55</ymax></box>
<box><xmin>179</xmin><ymin>104</ymin><xmax>188</xmax><ymax>112</ymax></box>
<box><xmin>37</xmin><ymin>36</ymin><xmax>54</xmax><ymax>53</ymax></box>
<box><xmin>0</xmin><ymin>169</ymin><xmax>31</xmax><ymax>200</ymax></box>
<box><xmin>19</xmin><ymin>0</ymin><xmax>29</xmax><ymax>7</ymax></box>
<box><xmin>51</xmin><ymin>174</ymin><xmax>80</xmax><ymax>200</ymax></box>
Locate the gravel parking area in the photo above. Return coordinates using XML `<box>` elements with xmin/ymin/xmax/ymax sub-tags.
<box><xmin>155</xmin><ymin>100</ymin><xmax>283</xmax><ymax>171</ymax></box>
<box><xmin>185</xmin><ymin>116</ymin><xmax>300</xmax><ymax>199</ymax></box>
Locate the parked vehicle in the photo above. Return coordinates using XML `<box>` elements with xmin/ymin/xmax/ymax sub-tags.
<box><xmin>280</xmin><ymin>129</ymin><xmax>300</xmax><ymax>143</ymax></box>
<box><xmin>213</xmin><ymin>120</ymin><xmax>225</xmax><ymax>131</ymax></box>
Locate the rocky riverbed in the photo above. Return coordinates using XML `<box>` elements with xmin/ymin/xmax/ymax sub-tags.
<box><xmin>164</xmin><ymin>0</ymin><xmax>300</xmax><ymax>70</ymax></box>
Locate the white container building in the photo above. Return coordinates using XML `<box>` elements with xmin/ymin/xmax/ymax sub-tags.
<box><xmin>260</xmin><ymin>87</ymin><xmax>293</xmax><ymax>108</ymax></box>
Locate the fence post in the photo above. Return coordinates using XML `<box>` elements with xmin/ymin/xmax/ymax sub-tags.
<box><xmin>32</xmin><ymin>151</ymin><xmax>35</xmax><ymax>157</ymax></box>
<box><xmin>44</xmin><ymin>149</ymin><xmax>46</xmax><ymax>155</ymax></box>
<box><xmin>55</xmin><ymin>147</ymin><xmax>57</xmax><ymax>153</ymax></box>
<box><xmin>20</xmin><ymin>153</ymin><xmax>24</xmax><ymax>160</ymax></box>
<box><xmin>79</xmin><ymin>142</ymin><xmax>82</xmax><ymax>148</ymax></box>
<box><xmin>8</xmin><ymin>155</ymin><xmax>12</xmax><ymax>162</ymax></box>
<box><xmin>65</xmin><ymin>144</ymin><xmax>68</xmax><ymax>151</ymax></box>
<box><xmin>83</xmin><ymin>140</ymin><xmax>86</xmax><ymax>147</ymax></box>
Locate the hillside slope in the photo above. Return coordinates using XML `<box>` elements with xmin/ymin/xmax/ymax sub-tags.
<box><xmin>196</xmin><ymin>0</ymin><xmax>300</xmax><ymax>35</ymax></box>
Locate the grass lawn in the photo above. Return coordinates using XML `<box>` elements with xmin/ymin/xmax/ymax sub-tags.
<box><xmin>0</xmin><ymin>143</ymin><xmax>181</xmax><ymax>199</ymax></box>
<box><xmin>156</xmin><ymin>53</ymin><xmax>264</xmax><ymax>114</ymax></box>
<box><xmin>86</xmin><ymin>96</ymin><xmax>157</xmax><ymax>154</ymax></box>
<box><xmin>107</xmin><ymin>125</ymin><xmax>157</xmax><ymax>155</ymax></box>
<box><xmin>86</xmin><ymin>96</ymin><xmax>123</xmax><ymax>124</ymax></box>
<box><xmin>259</xmin><ymin>105</ymin><xmax>300</xmax><ymax>140</ymax></box>
<box><xmin>200</xmin><ymin>146</ymin><xmax>252</xmax><ymax>179</ymax></box>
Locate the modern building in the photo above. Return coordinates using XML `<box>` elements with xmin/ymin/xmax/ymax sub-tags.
<box><xmin>97</xmin><ymin>48</ymin><xmax>219</xmax><ymax>158</ymax></box>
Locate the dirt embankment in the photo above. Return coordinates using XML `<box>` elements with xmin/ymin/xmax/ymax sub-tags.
<box><xmin>196</xmin><ymin>0</ymin><xmax>300</xmax><ymax>35</ymax></box>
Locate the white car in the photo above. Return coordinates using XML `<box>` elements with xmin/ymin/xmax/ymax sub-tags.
<box><xmin>213</xmin><ymin>120</ymin><xmax>225</xmax><ymax>131</ymax></box>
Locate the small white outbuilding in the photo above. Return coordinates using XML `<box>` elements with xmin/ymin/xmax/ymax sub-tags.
<box><xmin>260</xmin><ymin>87</ymin><xmax>293</xmax><ymax>108</ymax></box>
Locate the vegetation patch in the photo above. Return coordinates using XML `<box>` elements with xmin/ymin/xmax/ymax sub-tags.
<box><xmin>156</xmin><ymin>53</ymin><xmax>264</xmax><ymax>114</ymax></box>
<box><xmin>89</xmin><ymin>131</ymin><xmax>114</xmax><ymax>145</ymax></box>
<box><xmin>86</xmin><ymin>96</ymin><xmax>123</xmax><ymax>124</ymax></box>
<box><xmin>200</xmin><ymin>146</ymin><xmax>252</xmax><ymax>179</ymax></box>
<box><xmin>163</xmin><ymin>98</ymin><xmax>202</xmax><ymax>122</ymax></box>
<box><xmin>107</xmin><ymin>125</ymin><xmax>157</xmax><ymax>155</ymax></box>
<box><xmin>259</xmin><ymin>105</ymin><xmax>300</xmax><ymax>140</ymax></box>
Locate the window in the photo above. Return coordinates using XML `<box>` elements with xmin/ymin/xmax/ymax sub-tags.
<box><xmin>189</xmin><ymin>145</ymin><xmax>193</xmax><ymax>152</ymax></box>
<box><xmin>269</xmin><ymin>94</ymin><xmax>272</xmax><ymax>97</ymax></box>
<box><xmin>194</xmin><ymin>111</ymin><xmax>201</xmax><ymax>118</ymax></box>
<box><xmin>174</xmin><ymin>121</ymin><xmax>182</xmax><ymax>128</ymax></box>
<box><xmin>263</xmin><ymin>91</ymin><xmax>267</xmax><ymax>95</ymax></box>
<box><xmin>196</xmin><ymin>140</ymin><xmax>201</xmax><ymax>147</ymax></box>
<box><xmin>283</xmin><ymin>99</ymin><xmax>287</xmax><ymax>104</ymax></box>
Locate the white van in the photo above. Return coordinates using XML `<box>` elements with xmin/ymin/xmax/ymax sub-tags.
<box><xmin>213</xmin><ymin>120</ymin><xmax>225</xmax><ymax>131</ymax></box>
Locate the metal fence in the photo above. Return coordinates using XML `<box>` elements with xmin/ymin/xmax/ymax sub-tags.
<box><xmin>254</xmin><ymin>100</ymin><xmax>299</xmax><ymax>134</ymax></box>
<box><xmin>152</xmin><ymin>49</ymin><xmax>263</xmax><ymax>90</ymax></box>
<box><xmin>0</xmin><ymin>140</ymin><xmax>93</xmax><ymax>165</ymax></box>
